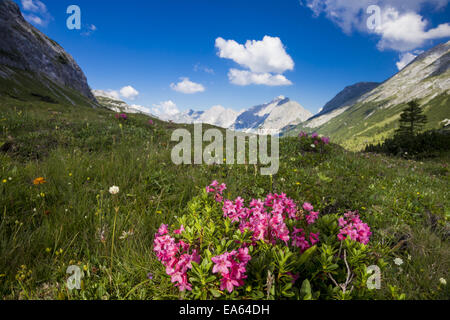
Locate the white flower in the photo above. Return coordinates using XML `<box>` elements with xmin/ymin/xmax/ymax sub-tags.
<box><xmin>394</xmin><ymin>258</ymin><xmax>404</xmax><ymax>266</ymax></box>
<box><xmin>310</xmin><ymin>144</ymin><xmax>316</xmax><ymax>148</ymax></box>
<box><xmin>109</xmin><ymin>186</ymin><xmax>120</xmax><ymax>195</ymax></box>
<box><xmin>439</xmin><ymin>278</ymin><xmax>447</xmax><ymax>285</ymax></box>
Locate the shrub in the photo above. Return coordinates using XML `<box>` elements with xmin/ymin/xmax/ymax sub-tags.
<box><xmin>298</xmin><ymin>132</ymin><xmax>331</xmax><ymax>154</ymax></box>
<box><xmin>153</xmin><ymin>181</ymin><xmax>381</xmax><ymax>300</ymax></box>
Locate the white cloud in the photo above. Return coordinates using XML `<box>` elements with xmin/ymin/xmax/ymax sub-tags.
<box><xmin>215</xmin><ymin>36</ymin><xmax>294</xmax><ymax>74</ymax></box>
<box><xmin>376</xmin><ymin>8</ymin><xmax>450</xmax><ymax>51</ymax></box>
<box><xmin>228</xmin><ymin>69</ymin><xmax>293</xmax><ymax>86</ymax></box>
<box><xmin>23</xmin><ymin>14</ymin><xmax>43</xmax><ymax>25</ymax></box>
<box><xmin>396</xmin><ymin>50</ymin><xmax>424</xmax><ymax>70</ymax></box>
<box><xmin>119</xmin><ymin>86</ymin><xmax>139</xmax><ymax>100</ymax></box>
<box><xmin>151</xmin><ymin>100</ymin><xmax>180</xmax><ymax>117</ymax></box>
<box><xmin>21</xmin><ymin>0</ymin><xmax>52</xmax><ymax>26</ymax></box>
<box><xmin>21</xmin><ymin>0</ymin><xmax>47</xmax><ymax>13</ymax></box>
<box><xmin>216</xmin><ymin>36</ymin><xmax>294</xmax><ymax>86</ymax></box>
<box><xmin>301</xmin><ymin>0</ymin><xmax>450</xmax><ymax>52</ymax></box>
<box><xmin>170</xmin><ymin>78</ymin><xmax>205</xmax><ymax>94</ymax></box>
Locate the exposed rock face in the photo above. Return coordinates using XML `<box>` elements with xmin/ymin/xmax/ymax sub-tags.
<box><xmin>0</xmin><ymin>0</ymin><xmax>95</xmax><ymax>101</ymax></box>
<box><xmin>230</xmin><ymin>96</ymin><xmax>313</xmax><ymax>134</ymax></box>
<box><xmin>310</xmin><ymin>82</ymin><xmax>380</xmax><ymax>120</ymax></box>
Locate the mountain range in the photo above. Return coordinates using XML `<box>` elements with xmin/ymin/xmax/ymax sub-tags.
<box><xmin>0</xmin><ymin>0</ymin><xmax>448</xmax><ymax>147</ymax></box>
<box><xmin>283</xmin><ymin>41</ymin><xmax>450</xmax><ymax>150</ymax></box>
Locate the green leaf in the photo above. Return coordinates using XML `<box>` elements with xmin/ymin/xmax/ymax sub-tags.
<box><xmin>297</xmin><ymin>245</ymin><xmax>317</xmax><ymax>266</ymax></box>
<box><xmin>209</xmin><ymin>288</ymin><xmax>222</xmax><ymax>298</ymax></box>
<box><xmin>300</xmin><ymin>279</ymin><xmax>312</xmax><ymax>300</ymax></box>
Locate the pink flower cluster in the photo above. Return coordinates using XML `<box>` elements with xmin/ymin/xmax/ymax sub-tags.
<box><xmin>298</xmin><ymin>131</ymin><xmax>330</xmax><ymax>145</ymax></box>
<box><xmin>211</xmin><ymin>248</ymin><xmax>251</xmax><ymax>293</ymax></box>
<box><xmin>220</xmin><ymin>189</ymin><xmax>320</xmax><ymax>248</ymax></box>
<box><xmin>115</xmin><ymin>113</ymin><xmax>128</xmax><ymax>120</ymax></box>
<box><xmin>226</xmin><ymin>193</ymin><xmax>296</xmax><ymax>245</ymax></box>
<box><xmin>206</xmin><ymin>180</ymin><xmax>227</xmax><ymax>202</ymax></box>
<box><xmin>153</xmin><ymin>224</ymin><xmax>200</xmax><ymax>291</ymax></box>
<box><xmin>292</xmin><ymin>227</ymin><xmax>320</xmax><ymax>253</ymax></box>
<box><xmin>338</xmin><ymin>211</ymin><xmax>372</xmax><ymax>245</ymax></box>
<box><xmin>303</xmin><ymin>202</ymin><xmax>319</xmax><ymax>225</ymax></box>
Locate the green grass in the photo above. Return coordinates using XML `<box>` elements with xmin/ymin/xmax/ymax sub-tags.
<box><xmin>0</xmin><ymin>95</ymin><xmax>449</xmax><ymax>300</ymax></box>
<box><xmin>284</xmin><ymin>92</ymin><xmax>450</xmax><ymax>151</ymax></box>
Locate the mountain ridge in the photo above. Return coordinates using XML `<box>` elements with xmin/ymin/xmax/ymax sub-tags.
<box><xmin>0</xmin><ymin>0</ymin><xmax>95</xmax><ymax>102</ymax></box>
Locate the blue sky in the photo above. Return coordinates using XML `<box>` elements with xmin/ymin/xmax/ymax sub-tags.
<box><xmin>15</xmin><ymin>0</ymin><xmax>450</xmax><ymax>114</ymax></box>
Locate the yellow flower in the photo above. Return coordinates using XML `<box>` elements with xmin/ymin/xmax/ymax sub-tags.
<box><xmin>2</xmin><ymin>179</ymin><xmax>6</xmax><ymax>183</ymax></box>
<box><xmin>33</xmin><ymin>177</ymin><xmax>47</xmax><ymax>185</ymax></box>
<box><xmin>83</xmin><ymin>265</ymin><xmax>88</xmax><ymax>272</ymax></box>
<box><xmin>362</xmin><ymin>207</ymin><xmax>366</xmax><ymax>210</ymax></box>
<box><xmin>40</xmin><ymin>192</ymin><xmax>45</xmax><ymax>198</ymax></box>
<box><xmin>156</xmin><ymin>210</ymin><xmax>162</xmax><ymax>215</ymax></box>
<box><xmin>45</xmin><ymin>248</ymin><xmax>51</xmax><ymax>253</ymax></box>
<box><xmin>296</xmin><ymin>182</ymin><xmax>301</xmax><ymax>186</ymax></box>
<box><xmin>69</xmin><ymin>173</ymin><xmax>73</xmax><ymax>177</ymax></box>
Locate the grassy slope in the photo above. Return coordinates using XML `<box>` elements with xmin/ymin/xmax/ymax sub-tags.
<box><xmin>285</xmin><ymin>91</ymin><xmax>450</xmax><ymax>151</ymax></box>
<box><xmin>0</xmin><ymin>66</ymin><xmax>98</xmax><ymax>109</ymax></box>
<box><xmin>0</xmin><ymin>95</ymin><xmax>449</xmax><ymax>300</ymax></box>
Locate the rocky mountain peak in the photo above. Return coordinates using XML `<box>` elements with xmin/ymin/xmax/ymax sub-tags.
<box><xmin>0</xmin><ymin>0</ymin><xmax>96</xmax><ymax>101</ymax></box>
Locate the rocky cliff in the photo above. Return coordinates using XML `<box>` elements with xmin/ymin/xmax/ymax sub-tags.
<box><xmin>0</xmin><ymin>0</ymin><xmax>95</xmax><ymax>101</ymax></box>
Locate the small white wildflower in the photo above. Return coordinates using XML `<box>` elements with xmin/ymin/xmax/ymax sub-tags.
<box><xmin>439</xmin><ymin>278</ymin><xmax>447</xmax><ymax>285</ymax></box>
<box><xmin>119</xmin><ymin>230</ymin><xmax>134</xmax><ymax>240</ymax></box>
<box><xmin>394</xmin><ymin>258</ymin><xmax>404</xmax><ymax>266</ymax></box>
<box><xmin>310</xmin><ymin>144</ymin><xmax>316</xmax><ymax>148</ymax></box>
<box><xmin>109</xmin><ymin>186</ymin><xmax>120</xmax><ymax>195</ymax></box>
<box><xmin>8</xmin><ymin>177</ymin><xmax>12</xmax><ymax>181</ymax></box>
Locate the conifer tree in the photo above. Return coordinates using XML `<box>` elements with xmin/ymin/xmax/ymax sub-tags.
<box><xmin>395</xmin><ymin>100</ymin><xmax>428</xmax><ymax>137</ymax></box>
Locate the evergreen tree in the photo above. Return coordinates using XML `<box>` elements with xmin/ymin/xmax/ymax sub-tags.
<box><xmin>395</xmin><ymin>100</ymin><xmax>428</xmax><ymax>137</ymax></box>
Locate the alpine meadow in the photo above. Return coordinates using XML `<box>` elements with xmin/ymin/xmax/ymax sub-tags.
<box><xmin>0</xmin><ymin>0</ymin><xmax>449</xmax><ymax>304</ymax></box>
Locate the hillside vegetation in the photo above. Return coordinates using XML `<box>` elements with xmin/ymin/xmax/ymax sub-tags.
<box><xmin>0</xmin><ymin>94</ymin><xmax>449</xmax><ymax>300</ymax></box>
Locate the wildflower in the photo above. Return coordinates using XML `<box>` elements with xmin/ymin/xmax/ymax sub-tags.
<box><xmin>33</xmin><ymin>177</ymin><xmax>47</xmax><ymax>185</ymax></box>
<box><xmin>45</xmin><ymin>248</ymin><xmax>51</xmax><ymax>253</ymax></box>
<box><xmin>174</xmin><ymin>225</ymin><xmax>185</xmax><ymax>235</ymax></box>
<box><xmin>337</xmin><ymin>211</ymin><xmax>371</xmax><ymax>245</ymax></box>
<box><xmin>147</xmin><ymin>272</ymin><xmax>153</xmax><ymax>280</ymax></box>
<box><xmin>321</xmin><ymin>136</ymin><xmax>330</xmax><ymax>145</ymax></box>
<box><xmin>439</xmin><ymin>278</ymin><xmax>447</xmax><ymax>285</ymax></box>
<box><xmin>306</xmin><ymin>211</ymin><xmax>319</xmax><ymax>225</ymax></box>
<box><xmin>149</xmin><ymin>119</ymin><xmax>154</xmax><ymax>125</ymax></box>
<box><xmin>109</xmin><ymin>186</ymin><xmax>120</xmax><ymax>195</ymax></box>
<box><xmin>212</xmin><ymin>250</ymin><xmax>251</xmax><ymax>293</ymax></box>
<box><xmin>394</xmin><ymin>258</ymin><xmax>404</xmax><ymax>266</ymax></box>
<box><xmin>311</xmin><ymin>132</ymin><xmax>319</xmax><ymax>139</ymax></box>
<box><xmin>310</xmin><ymin>144</ymin><xmax>316</xmax><ymax>148</ymax></box>
<box><xmin>302</xmin><ymin>203</ymin><xmax>314</xmax><ymax>212</ymax></box>
<box><xmin>119</xmin><ymin>229</ymin><xmax>134</xmax><ymax>240</ymax></box>
<box><xmin>298</xmin><ymin>131</ymin><xmax>308</xmax><ymax>138</ymax></box>
<box><xmin>2</xmin><ymin>179</ymin><xmax>6</xmax><ymax>183</ymax></box>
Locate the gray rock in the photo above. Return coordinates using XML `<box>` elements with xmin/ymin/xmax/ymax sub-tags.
<box><xmin>0</xmin><ymin>0</ymin><xmax>96</xmax><ymax>101</ymax></box>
